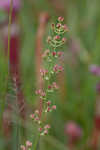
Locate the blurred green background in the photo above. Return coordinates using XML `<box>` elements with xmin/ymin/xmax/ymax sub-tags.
<box><xmin>0</xmin><ymin>0</ymin><xmax>100</xmax><ymax>149</ymax></box>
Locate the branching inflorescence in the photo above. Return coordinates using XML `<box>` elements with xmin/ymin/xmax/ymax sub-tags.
<box><xmin>20</xmin><ymin>16</ymin><xmax>69</xmax><ymax>150</ymax></box>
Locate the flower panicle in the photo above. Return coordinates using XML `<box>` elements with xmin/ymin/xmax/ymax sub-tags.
<box><xmin>21</xmin><ymin>16</ymin><xmax>69</xmax><ymax>150</ymax></box>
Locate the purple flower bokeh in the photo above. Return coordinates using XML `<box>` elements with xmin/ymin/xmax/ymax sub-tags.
<box><xmin>0</xmin><ymin>0</ymin><xmax>21</xmax><ymax>11</ymax></box>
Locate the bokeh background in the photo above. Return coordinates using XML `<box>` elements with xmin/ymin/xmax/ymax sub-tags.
<box><xmin>0</xmin><ymin>0</ymin><xmax>100</xmax><ymax>150</ymax></box>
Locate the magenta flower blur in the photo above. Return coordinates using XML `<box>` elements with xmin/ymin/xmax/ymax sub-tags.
<box><xmin>89</xmin><ymin>65</ymin><xmax>100</xmax><ymax>76</ymax></box>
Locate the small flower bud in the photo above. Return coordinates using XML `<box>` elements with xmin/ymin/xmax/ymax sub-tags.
<box><xmin>58</xmin><ymin>16</ymin><xmax>64</xmax><ymax>22</ymax></box>
<box><xmin>54</xmin><ymin>35</ymin><xmax>60</xmax><ymax>40</ymax></box>
<box><xmin>52</xmin><ymin>51</ymin><xmax>56</xmax><ymax>56</ymax></box>
<box><xmin>62</xmin><ymin>37</ymin><xmax>67</xmax><ymax>43</ymax></box>
<box><xmin>47</xmin><ymin>101</ymin><xmax>51</xmax><ymax>106</ymax></box>
<box><xmin>30</xmin><ymin>114</ymin><xmax>35</xmax><ymax>119</ymax></box>
<box><xmin>47</xmin><ymin>107</ymin><xmax>51</xmax><ymax>112</ymax></box>
<box><xmin>38</xmin><ymin>127</ymin><xmax>42</xmax><ymax>132</ymax></box>
<box><xmin>52</xmin><ymin>105</ymin><xmax>56</xmax><ymax>110</ymax></box>
<box><xmin>48</xmin><ymin>85</ymin><xmax>52</xmax><ymax>89</ymax></box>
<box><xmin>44</xmin><ymin>124</ymin><xmax>51</xmax><ymax>129</ymax></box>
<box><xmin>44</xmin><ymin>129</ymin><xmax>48</xmax><ymax>135</ymax></box>
<box><xmin>26</xmin><ymin>141</ymin><xmax>32</xmax><ymax>147</ymax></box>
<box><xmin>56</xmin><ymin>23</ymin><xmax>62</xmax><ymax>28</ymax></box>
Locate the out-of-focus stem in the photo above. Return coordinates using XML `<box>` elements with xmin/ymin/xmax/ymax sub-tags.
<box><xmin>90</xmin><ymin>94</ymin><xmax>100</xmax><ymax>150</ymax></box>
<box><xmin>8</xmin><ymin>0</ymin><xmax>13</xmax><ymax>67</ymax></box>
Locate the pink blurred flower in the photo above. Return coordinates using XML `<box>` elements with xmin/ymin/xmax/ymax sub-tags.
<box><xmin>65</xmin><ymin>121</ymin><xmax>83</xmax><ymax>141</ymax></box>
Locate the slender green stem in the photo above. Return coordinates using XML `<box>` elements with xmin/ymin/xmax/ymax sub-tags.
<box><xmin>8</xmin><ymin>0</ymin><xmax>13</xmax><ymax>67</ymax></box>
<box><xmin>33</xmin><ymin>133</ymin><xmax>40</xmax><ymax>150</ymax></box>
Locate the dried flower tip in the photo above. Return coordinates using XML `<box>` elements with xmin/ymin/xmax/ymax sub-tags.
<box><xmin>56</xmin><ymin>23</ymin><xmax>62</xmax><ymax>28</ymax></box>
<box><xmin>26</xmin><ymin>141</ymin><xmax>32</xmax><ymax>147</ymax></box>
<box><xmin>47</xmin><ymin>36</ymin><xmax>52</xmax><ymax>43</ymax></box>
<box><xmin>62</xmin><ymin>37</ymin><xmax>67</xmax><ymax>43</ymax></box>
<box><xmin>30</xmin><ymin>114</ymin><xmax>35</xmax><ymax>119</ymax></box>
<box><xmin>58</xmin><ymin>16</ymin><xmax>64</xmax><ymax>22</ymax></box>
<box><xmin>47</xmin><ymin>101</ymin><xmax>51</xmax><ymax>106</ymax></box>
<box><xmin>52</xmin><ymin>105</ymin><xmax>56</xmax><ymax>110</ymax></box>
<box><xmin>44</xmin><ymin>124</ymin><xmax>51</xmax><ymax>129</ymax></box>
<box><xmin>52</xmin><ymin>51</ymin><xmax>57</xmax><ymax>57</ymax></box>
<box><xmin>54</xmin><ymin>35</ymin><xmax>60</xmax><ymax>40</ymax></box>
<box><xmin>44</xmin><ymin>129</ymin><xmax>48</xmax><ymax>135</ymax></box>
<box><xmin>20</xmin><ymin>145</ymin><xmax>26</xmax><ymax>150</ymax></box>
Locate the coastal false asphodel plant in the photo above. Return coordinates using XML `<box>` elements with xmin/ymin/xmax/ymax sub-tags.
<box><xmin>20</xmin><ymin>16</ymin><xmax>69</xmax><ymax>150</ymax></box>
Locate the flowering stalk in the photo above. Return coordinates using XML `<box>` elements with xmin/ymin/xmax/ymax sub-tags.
<box><xmin>2</xmin><ymin>0</ymin><xmax>26</xmax><ymax>149</ymax></box>
<box><xmin>20</xmin><ymin>16</ymin><xmax>68</xmax><ymax>150</ymax></box>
